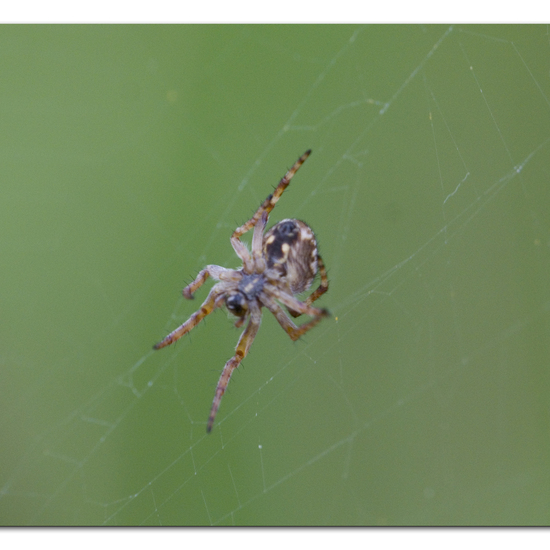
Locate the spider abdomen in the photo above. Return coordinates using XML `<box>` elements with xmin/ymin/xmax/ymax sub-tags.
<box><xmin>263</xmin><ymin>218</ymin><xmax>318</xmax><ymax>295</ymax></box>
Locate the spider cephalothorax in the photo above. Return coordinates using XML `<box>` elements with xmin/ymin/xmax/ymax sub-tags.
<box><xmin>154</xmin><ymin>150</ymin><xmax>329</xmax><ymax>432</ymax></box>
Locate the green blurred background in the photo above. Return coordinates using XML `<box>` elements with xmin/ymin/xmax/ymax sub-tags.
<box><xmin>1</xmin><ymin>25</ymin><xmax>549</xmax><ymax>525</ymax></box>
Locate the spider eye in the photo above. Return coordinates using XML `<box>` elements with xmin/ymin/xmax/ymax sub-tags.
<box><xmin>225</xmin><ymin>292</ymin><xmax>248</xmax><ymax>317</ymax></box>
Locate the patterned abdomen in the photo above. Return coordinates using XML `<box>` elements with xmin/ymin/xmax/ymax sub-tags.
<box><xmin>263</xmin><ymin>218</ymin><xmax>318</xmax><ymax>295</ymax></box>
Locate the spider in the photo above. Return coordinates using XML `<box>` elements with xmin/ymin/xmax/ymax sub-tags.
<box><xmin>154</xmin><ymin>150</ymin><xmax>329</xmax><ymax>432</ymax></box>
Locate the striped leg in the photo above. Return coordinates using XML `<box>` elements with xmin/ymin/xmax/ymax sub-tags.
<box><xmin>261</xmin><ymin>293</ymin><xmax>327</xmax><ymax>342</ymax></box>
<box><xmin>182</xmin><ymin>268</ymin><xmax>210</xmax><ymax>299</ymax></box>
<box><xmin>206</xmin><ymin>308</ymin><xmax>261</xmax><ymax>432</ymax></box>
<box><xmin>154</xmin><ymin>286</ymin><xmax>225</xmax><ymax>350</ymax></box>
<box><xmin>182</xmin><ymin>264</ymin><xmax>238</xmax><ymax>299</ymax></box>
<box><xmin>232</xmin><ymin>150</ymin><xmax>312</xmax><ymax>241</ymax></box>
<box><xmin>289</xmin><ymin>253</ymin><xmax>329</xmax><ymax>318</ymax></box>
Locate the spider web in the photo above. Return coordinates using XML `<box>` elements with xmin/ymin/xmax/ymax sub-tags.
<box><xmin>2</xmin><ymin>25</ymin><xmax>550</xmax><ymax>526</ymax></box>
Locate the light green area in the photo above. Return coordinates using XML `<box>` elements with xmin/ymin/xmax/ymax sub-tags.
<box><xmin>1</xmin><ymin>25</ymin><xmax>549</xmax><ymax>525</ymax></box>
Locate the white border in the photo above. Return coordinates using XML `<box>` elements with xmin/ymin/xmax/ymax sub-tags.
<box><xmin>2</xmin><ymin>1</ymin><xmax>550</xmax><ymax>23</ymax></box>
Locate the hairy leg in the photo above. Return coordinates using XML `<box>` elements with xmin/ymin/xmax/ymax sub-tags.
<box><xmin>252</xmin><ymin>211</ymin><xmax>268</xmax><ymax>272</ymax></box>
<box><xmin>261</xmin><ymin>292</ymin><xmax>328</xmax><ymax>342</ymax></box>
<box><xmin>182</xmin><ymin>265</ymin><xmax>240</xmax><ymax>299</ymax></box>
<box><xmin>265</xmin><ymin>283</ymin><xmax>329</xmax><ymax>319</ymax></box>
<box><xmin>206</xmin><ymin>306</ymin><xmax>261</xmax><ymax>432</ymax></box>
<box><xmin>288</xmin><ymin>254</ymin><xmax>329</xmax><ymax>318</ymax></box>
<box><xmin>232</xmin><ymin>150</ymin><xmax>311</xmax><ymax>242</ymax></box>
<box><xmin>154</xmin><ymin>286</ymin><xmax>225</xmax><ymax>349</ymax></box>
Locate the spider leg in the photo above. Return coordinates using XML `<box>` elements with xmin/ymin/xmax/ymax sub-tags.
<box><xmin>183</xmin><ymin>265</ymin><xmax>240</xmax><ymax>299</ymax></box>
<box><xmin>207</xmin><ymin>305</ymin><xmax>261</xmax><ymax>432</ymax></box>
<box><xmin>288</xmin><ymin>253</ymin><xmax>329</xmax><ymax>318</ymax></box>
<box><xmin>234</xmin><ymin>316</ymin><xmax>246</xmax><ymax>328</ymax></box>
<box><xmin>252</xmin><ymin>211</ymin><xmax>268</xmax><ymax>272</ymax></box>
<box><xmin>154</xmin><ymin>285</ymin><xmax>226</xmax><ymax>350</ymax></box>
<box><xmin>265</xmin><ymin>283</ymin><xmax>329</xmax><ymax>319</ymax></box>
<box><xmin>230</xmin><ymin>236</ymin><xmax>253</xmax><ymax>272</ymax></box>
<box><xmin>261</xmin><ymin>291</ymin><xmax>328</xmax><ymax>342</ymax></box>
<box><xmin>232</xmin><ymin>150</ymin><xmax>311</xmax><ymax>242</ymax></box>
